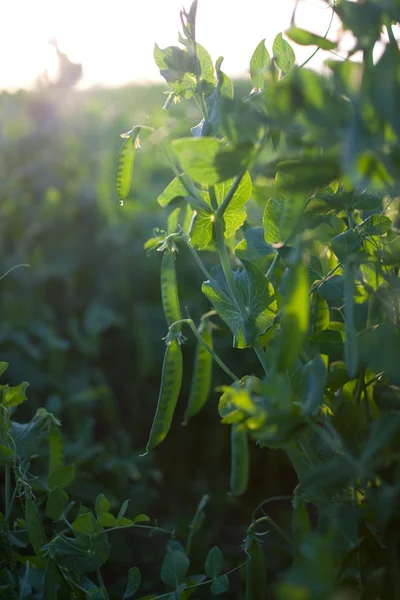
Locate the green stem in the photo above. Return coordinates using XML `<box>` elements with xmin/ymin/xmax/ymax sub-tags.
<box><xmin>6</xmin><ymin>480</ymin><xmax>18</xmax><ymax>523</ymax></box>
<box><xmin>96</xmin><ymin>568</ymin><xmax>109</xmax><ymax>600</ymax></box>
<box><xmin>217</xmin><ymin>173</ymin><xmax>246</xmax><ymax>218</ymax></box>
<box><xmin>179</xmin><ymin>230</ymin><xmax>215</xmax><ymax>283</ymax></box>
<box><xmin>265</xmin><ymin>252</ymin><xmax>280</xmax><ymax>282</ymax></box>
<box><xmin>253</xmin><ymin>341</ymin><xmax>268</xmax><ymax>376</ymax></box>
<box><xmin>171</xmin><ymin>319</ymin><xmax>239</xmax><ymax>381</ymax></box>
<box><xmin>298</xmin><ymin>1</ymin><xmax>336</xmax><ymax>69</ymax></box>
<box><xmin>386</xmin><ymin>21</ymin><xmax>397</xmax><ymax>44</ymax></box>
<box><xmin>214</xmin><ymin>216</ymin><xmax>247</xmax><ymax>314</ymax></box>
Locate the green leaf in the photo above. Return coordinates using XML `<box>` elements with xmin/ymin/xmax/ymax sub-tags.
<box><xmin>190</xmin><ymin>172</ymin><xmax>252</xmax><ymax>249</ymax></box>
<box><xmin>210</xmin><ymin>575</ymin><xmax>229</xmax><ymax>595</ymax></box>
<box><xmin>205</xmin><ymin>546</ymin><xmax>223</xmax><ymax>579</ymax></box>
<box><xmin>362</xmin><ymin>414</ymin><xmax>400</xmax><ymax>465</ymax></box>
<box><xmin>235</xmin><ymin>228</ymin><xmax>275</xmax><ymax>261</ymax></box>
<box><xmin>160</xmin><ymin>551</ymin><xmax>190</xmax><ymax>588</ymax></box>
<box><xmin>317</xmin><ymin>275</ymin><xmax>344</xmax><ymax>303</ymax></box>
<box><xmin>157</xmin><ymin>177</ymin><xmax>188</xmax><ymax>207</ymax></box>
<box><xmin>97</xmin><ymin>513</ymin><xmax>118</xmax><ymax>527</ymax></box>
<box><xmin>117</xmin><ymin>499</ymin><xmax>130</xmax><ymax>520</ymax></box>
<box><xmin>272</xmin><ymin>33</ymin><xmax>295</xmax><ymax>76</ymax></box>
<box><xmin>46</xmin><ymin>486</ymin><xmax>69</xmax><ymax>521</ymax></box>
<box><xmin>0</xmin><ymin>362</ymin><xmax>8</xmax><ymax>377</ymax></box>
<box><xmin>115</xmin><ymin>132</ymin><xmax>139</xmax><ymax>201</ymax></box>
<box><xmin>72</xmin><ymin>512</ymin><xmax>100</xmax><ymax>536</ymax></box>
<box><xmin>311</xmin><ymin>329</ymin><xmax>344</xmax><ymax>360</ymax></box>
<box><xmin>331</xmin><ymin>229</ymin><xmax>360</xmax><ymax>261</ymax></box>
<box><xmin>48</xmin><ymin>532</ymin><xmax>110</xmax><ymax>574</ymax></box>
<box><xmin>133</xmin><ymin>514</ymin><xmax>150</xmax><ymax>524</ymax></box>
<box><xmin>123</xmin><ymin>567</ymin><xmax>141</xmax><ymax>599</ymax></box>
<box><xmin>25</xmin><ymin>498</ymin><xmax>46</xmax><ymax>557</ymax></box>
<box><xmin>202</xmin><ymin>262</ymin><xmax>277</xmax><ymax>348</ymax></box>
<box><xmin>277</xmin><ymin>263</ymin><xmax>309</xmax><ymax>370</ymax></box>
<box><xmin>250</xmin><ymin>39</ymin><xmax>271</xmax><ymax>90</ymax></box>
<box><xmin>0</xmin><ymin>382</ymin><xmax>29</xmax><ymax>407</ymax></box>
<box><xmin>344</xmin><ymin>261</ymin><xmax>358</xmax><ymax>378</ymax></box>
<box><xmin>48</xmin><ymin>464</ymin><xmax>75</xmax><ymax>489</ymax></box>
<box><xmin>172</xmin><ymin>137</ymin><xmax>253</xmax><ymax>184</ymax></box>
<box><xmin>302</xmin><ymin>355</ymin><xmax>327</xmax><ymax>415</ymax></box>
<box><xmin>358</xmin><ymin>214</ymin><xmax>392</xmax><ymax>237</ymax></box>
<box><xmin>286</xmin><ymin>27</ymin><xmax>336</xmax><ymax>50</ymax></box>
<box><xmin>263</xmin><ymin>198</ymin><xmax>281</xmax><ymax>245</ymax></box>
<box><xmin>95</xmin><ymin>494</ymin><xmax>110</xmax><ymax>516</ymax></box>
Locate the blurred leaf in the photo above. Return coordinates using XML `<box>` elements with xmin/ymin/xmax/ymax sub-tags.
<box><xmin>331</xmin><ymin>229</ymin><xmax>360</xmax><ymax>261</ymax></box>
<box><xmin>230</xmin><ymin>425</ymin><xmax>249</xmax><ymax>496</ymax></box>
<box><xmin>286</xmin><ymin>27</ymin><xmax>336</xmax><ymax>50</ymax></box>
<box><xmin>344</xmin><ymin>260</ymin><xmax>358</xmax><ymax>378</ymax></box>
<box><xmin>302</xmin><ymin>355</ymin><xmax>327</xmax><ymax>415</ymax></box>
<box><xmin>277</xmin><ymin>263</ymin><xmax>309</xmax><ymax>370</ymax></box>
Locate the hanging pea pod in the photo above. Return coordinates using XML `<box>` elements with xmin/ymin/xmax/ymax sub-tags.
<box><xmin>25</xmin><ymin>497</ymin><xmax>46</xmax><ymax>557</ymax></box>
<box><xmin>183</xmin><ymin>319</ymin><xmax>213</xmax><ymax>423</ymax></box>
<box><xmin>230</xmin><ymin>424</ymin><xmax>249</xmax><ymax>496</ymax></box>
<box><xmin>161</xmin><ymin>248</ymin><xmax>182</xmax><ymax>330</ymax></box>
<box><xmin>115</xmin><ymin>127</ymin><xmax>141</xmax><ymax>202</ymax></box>
<box><xmin>145</xmin><ymin>337</ymin><xmax>183</xmax><ymax>453</ymax></box>
<box><xmin>245</xmin><ymin>533</ymin><xmax>267</xmax><ymax>600</ymax></box>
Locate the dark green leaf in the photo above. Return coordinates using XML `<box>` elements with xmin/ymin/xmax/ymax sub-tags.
<box><xmin>25</xmin><ymin>498</ymin><xmax>46</xmax><ymax>557</ymax></box>
<box><xmin>331</xmin><ymin>229</ymin><xmax>360</xmax><ymax>261</ymax></box>
<box><xmin>302</xmin><ymin>355</ymin><xmax>327</xmax><ymax>415</ymax></box>
<box><xmin>160</xmin><ymin>551</ymin><xmax>190</xmax><ymax>588</ymax></box>
<box><xmin>205</xmin><ymin>546</ymin><xmax>223</xmax><ymax>579</ymax></box>
<box><xmin>48</xmin><ymin>464</ymin><xmax>75</xmax><ymax>489</ymax></box>
<box><xmin>344</xmin><ymin>261</ymin><xmax>358</xmax><ymax>378</ymax></box>
<box><xmin>123</xmin><ymin>567</ymin><xmax>141</xmax><ymax>599</ymax></box>
<box><xmin>46</xmin><ymin>486</ymin><xmax>69</xmax><ymax>521</ymax></box>
<box><xmin>235</xmin><ymin>228</ymin><xmax>275</xmax><ymax>261</ymax></box>
<box><xmin>210</xmin><ymin>575</ymin><xmax>229</xmax><ymax>595</ymax></box>
<box><xmin>95</xmin><ymin>494</ymin><xmax>110</xmax><ymax>516</ymax></box>
<box><xmin>263</xmin><ymin>198</ymin><xmax>281</xmax><ymax>245</ymax></box>
<box><xmin>72</xmin><ymin>512</ymin><xmax>100</xmax><ymax>536</ymax></box>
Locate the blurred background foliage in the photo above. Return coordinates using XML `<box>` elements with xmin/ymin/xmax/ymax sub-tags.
<box><xmin>0</xmin><ymin>61</ymin><xmax>294</xmax><ymax>594</ymax></box>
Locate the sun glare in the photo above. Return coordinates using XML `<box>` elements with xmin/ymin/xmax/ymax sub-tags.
<box><xmin>2</xmin><ymin>0</ymin><xmax>346</xmax><ymax>91</ymax></box>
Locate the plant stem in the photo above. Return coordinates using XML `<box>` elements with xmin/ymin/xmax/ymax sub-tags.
<box><xmin>214</xmin><ymin>216</ymin><xmax>247</xmax><ymax>314</ymax></box>
<box><xmin>96</xmin><ymin>568</ymin><xmax>110</xmax><ymax>600</ymax></box>
<box><xmin>171</xmin><ymin>319</ymin><xmax>239</xmax><ymax>381</ymax></box>
<box><xmin>386</xmin><ymin>20</ymin><xmax>396</xmax><ymax>45</ymax></box>
<box><xmin>179</xmin><ymin>230</ymin><xmax>215</xmax><ymax>283</ymax></box>
<box><xmin>217</xmin><ymin>173</ymin><xmax>246</xmax><ymax>218</ymax></box>
<box><xmin>253</xmin><ymin>341</ymin><xmax>268</xmax><ymax>376</ymax></box>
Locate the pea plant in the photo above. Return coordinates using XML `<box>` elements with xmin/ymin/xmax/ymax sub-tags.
<box><xmin>116</xmin><ymin>0</ymin><xmax>400</xmax><ymax>598</ymax></box>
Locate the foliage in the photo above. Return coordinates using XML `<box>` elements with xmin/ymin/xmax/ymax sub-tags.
<box><xmin>2</xmin><ymin>0</ymin><xmax>400</xmax><ymax>597</ymax></box>
<box><xmin>115</xmin><ymin>0</ymin><xmax>400</xmax><ymax>597</ymax></box>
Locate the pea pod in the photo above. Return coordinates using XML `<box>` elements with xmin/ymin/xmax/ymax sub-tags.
<box><xmin>230</xmin><ymin>425</ymin><xmax>249</xmax><ymax>496</ymax></box>
<box><xmin>183</xmin><ymin>320</ymin><xmax>213</xmax><ymax>423</ymax></box>
<box><xmin>25</xmin><ymin>497</ymin><xmax>46</xmax><ymax>557</ymax></box>
<box><xmin>161</xmin><ymin>249</ymin><xmax>182</xmax><ymax>328</ymax></box>
<box><xmin>146</xmin><ymin>338</ymin><xmax>183</xmax><ymax>452</ymax></box>
<box><xmin>245</xmin><ymin>536</ymin><xmax>266</xmax><ymax>600</ymax></box>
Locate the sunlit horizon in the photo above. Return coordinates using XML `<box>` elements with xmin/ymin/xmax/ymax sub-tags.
<box><xmin>4</xmin><ymin>0</ymin><xmax>398</xmax><ymax>92</ymax></box>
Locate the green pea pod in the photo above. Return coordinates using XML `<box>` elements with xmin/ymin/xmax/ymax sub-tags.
<box><xmin>183</xmin><ymin>320</ymin><xmax>213</xmax><ymax>423</ymax></box>
<box><xmin>161</xmin><ymin>249</ymin><xmax>182</xmax><ymax>328</ymax></box>
<box><xmin>146</xmin><ymin>338</ymin><xmax>183</xmax><ymax>452</ymax></box>
<box><xmin>44</xmin><ymin>559</ymin><xmax>57</xmax><ymax>600</ymax></box>
<box><xmin>25</xmin><ymin>498</ymin><xmax>46</xmax><ymax>557</ymax></box>
<box><xmin>230</xmin><ymin>425</ymin><xmax>249</xmax><ymax>496</ymax></box>
<box><xmin>245</xmin><ymin>537</ymin><xmax>266</xmax><ymax>600</ymax></box>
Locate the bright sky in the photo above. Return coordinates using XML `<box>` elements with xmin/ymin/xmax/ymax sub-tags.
<box><xmin>0</xmin><ymin>0</ymin><xmax>354</xmax><ymax>91</ymax></box>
